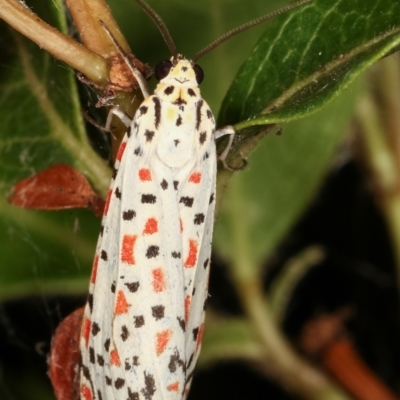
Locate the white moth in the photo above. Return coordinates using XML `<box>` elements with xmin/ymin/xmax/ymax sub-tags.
<box><xmin>79</xmin><ymin>1</ymin><xmax>311</xmax><ymax>399</ymax></box>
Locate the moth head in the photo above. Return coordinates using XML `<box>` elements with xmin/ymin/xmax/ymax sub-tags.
<box><xmin>154</xmin><ymin>56</ymin><xmax>204</xmax><ymax>87</ymax></box>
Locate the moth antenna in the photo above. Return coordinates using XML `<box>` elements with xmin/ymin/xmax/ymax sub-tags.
<box><xmin>135</xmin><ymin>0</ymin><xmax>178</xmax><ymax>58</ymax></box>
<box><xmin>192</xmin><ymin>0</ymin><xmax>312</xmax><ymax>62</ymax></box>
<box><xmin>99</xmin><ymin>20</ymin><xmax>150</xmax><ymax>98</ymax></box>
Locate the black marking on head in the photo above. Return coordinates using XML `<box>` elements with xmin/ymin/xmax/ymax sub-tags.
<box><xmin>173</xmin><ymin>97</ymin><xmax>187</xmax><ymax>106</ymax></box>
<box><xmin>97</xmin><ymin>354</ymin><xmax>105</xmax><ymax>366</ymax></box>
<box><xmin>206</xmin><ymin>109</ymin><xmax>213</xmax><ymax>119</ymax></box>
<box><xmin>194</xmin><ymin>213</ymin><xmax>205</xmax><ymax>225</ymax></box>
<box><xmin>115</xmin><ymin>187</ymin><xmax>122</xmax><ymax>199</ymax></box>
<box><xmin>128</xmin><ymin>388</ymin><xmax>140</xmax><ymax>400</ymax></box>
<box><xmin>199</xmin><ymin>131</ymin><xmax>207</xmax><ymax>145</ymax></box>
<box><xmin>125</xmin><ymin>281</ymin><xmax>140</xmax><ymax>292</ymax></box>
<box><xmin>179</xmin><ymin>105</ymin><xmax>185</xmax><ymax>111</ymax></box>
<box><xmin>123</xmin><ymin>209</ymin><xmax>136</xmax><ymax>220</ymax></box>
<box><xmin>146</xmin><ymin>245</ymin><xmax>159</xmax><ymax>258</ymax></box>
<box><xmin>164</xmin><ymin>86</ymin><xmax>174</xmax><ymax>95</ymax></box>
<box><xmin>180</xmin><ymin>196</ymin><xmax>194</xmax><ymax>207</ymax></box>
<box><xmin>88</xmin><ymin>294</ymin><xmax>93</xmax><ymax>312</ymax></box>
<box><xmin>203</xmin><ymin>151</ymin><xmax>209</xmax><ymax>160</ymax></box>
<box><xmin>187</xmin><ymin>88</ymin><xmax>196</xmax><ymax>97</ymax></box>
<box><xmin>192</xmin><ymin>327</ymin><xmax>199</xmax><ymax>341</ymax></box>
<box><xmin>173</xmin><ymin>180</ymin><xmax>179</xmax><ymax>190</ymax></box>
<box><xmin>181</xmin><ymin>66</ymin><xmax>188</xmax><ymax>72</ymax></box>
<box><xmin>92</xmin><ymin>322</ymin><xmax>100</xmax><ymax>336</ymax></box>
<box><xmin>144</xmin><ymin>129</ymin><xmax>155</xmax><ymax>142</ymax></box>
<box><xmin>89</xmin><ymin>347</ymin><xmax>95</xmax><ymax>363</ymax></box>
<box><xmin>196</xmin><ymin>100</ymin><xmax>204</xmax><ymax>130</ymax></box>
<box><xmin>160</xmin><ymin>179</ymin><xmax>168</xmax><ymax>190</ymax></box>
<box><xmin>111</xmin><ymin>281</ymin><xmax>116</xmax><ymax>293</ymax></box>
<box><xmin>174</xmin><ymin>139</ymin><xmax>180</xmax><ymax>147</ymax></box>
<box><xmin>141</xmin><ymin>372</ymin><xmax>156</xmax><ymax>400</ymax></box>
<box><xmin>177</xmin><ymin>317</ymin><xmax>186</xmax><ymax>332</ymax></box>
<box><xmin>134</xmin><ymin>315</ymin><xmax>145</xmax><ymax>328</ymax></box>
<box><xmin>101</xmin><ymin>250</ymin><xmax>107</xmax><ymax>260</ymax></box>
<box><xmin>204</xmin><ymin>258</ymin><xmax>210</xmax><ymax>269</ymax></box>
<box><xmin>121</xmin><ymin>325</ymin><xmax>129</xmax><ymax>341</ymax></box>
<box><xmin>139</xmin><ymin>105</ymin><xmax>148</xmax><ymax>115</ymax></box>
<box><xmin>114</xmin><ymin>378</ymin><xmax>125</xmax><ymax>389</ymax></box>
<box><xmin>105</xmin><ymin>376</ymin><xmax>112</xmax><ymax>386</ymax></box>
<box><xmin>126</xmin><ymin>126</ymin><xmax>132</xmax><ymax>137</ymax></box>
<box><xmin>176</xmin><ymin>115</ymin><xmax>182</xmax><ymax>126</ymax></box>
<box><xmin>172</xmin><ymin>251</ymin><xmax>181</xmax><ymax>259</ymax></box>
<box><xmin>104</xmin><ymin>338</ymin><xmax>110</xmax><ymax>352</ymax></box>
<box><xmin>209</xmin><ymin>193</ymin><xmax>215</xmax><ymax>204</ymax></box>
<box><xmin>134</xmin><ymin>146</ymin><xmax>142</xmax><ymax>156</ymax></box>
<box><xmin>141</xmin><ymin>194</ymin><xmax>156</xmax><ymax>204</ymax></box>
<box><xmin>151</xmin><ymin>305</ymin><xmax>165</xmax><ymax>320</ymax></box>
<box><xmin>152</xmin><ymin>97</ymin><xmax>161</xmax><ymax>129</ymax></box>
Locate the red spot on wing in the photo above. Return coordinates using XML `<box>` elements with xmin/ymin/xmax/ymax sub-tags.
<box><xmin>196</xmin><ymin>324</ymin><xmax>204</xmax><ymax>352</ymax></box>
<box><xmin>152</xmin><ymin>268</ymin><xmax>166</xmax><ymax>292</ymax></box>
<box><xmin>104</xmin><ymin>188</ymin><xmax>112</xmax><ymax>216</ymax></box>
<box><xmin>185</xmin><ymin>295</ymin><xmax>191</xmax><ymax>323</ymax></box>
<box><xmin>81</xmin><ymin>385</ymin><xmax>93</xmax><ymax>400</ymax></box>
<box><xmin>167</xmin><ymin>382</ymin><xmax>180</xmax><ymax>392</ymax></box>
<box><xmin>184</xmin><ymin>239</ymin><xmax>198</xmax><ymax>268</ymax></box>
<box><xmin>121</xmin><ymin>234</ymin><xmax>137</xmax><ymax>264</ymax></box>
<box><xmin>115</xmin><ymin>290</ymin><xmax>129</xmax><ymax>315</ymax></box>
<box><xmin>139</xmin><ymin>168</ymin><xmax>152</xmax><ymax>181</ymax></box>
<box><xmin>116</xmin><ymin>141</ymin><xmax>127</xmax><ymax>161</ymax></box>
<box><xmin>156</xmin><ymin>329</ymin><xmax>172</xmax><ymax>355</ymax></box>
<box><xmin>143</xmin><ymin>218</ymin><xmax>158</xmax><ymax>235</ymax></box>
<box><xmin>110</xmin><ymin>349</ymin><xmax>121</xmax><ymax>366</ymax></box>
<box><xmin>82</xmin><ymin>318</ymin><xmax>91</xmax><ymax>347</ymax></box>
<box><xmin>90</xmin><ymin>255</ymin><xmax>99</xmax><ymax>284</ymax></box>
<box><xmin>189</xmin><ymin>172</ymin><xmax>201</xmax><ymax>184</ymax></box>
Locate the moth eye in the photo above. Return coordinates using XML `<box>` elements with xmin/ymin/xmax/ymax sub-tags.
<box><xmin>193</xmin><ymin>64</ymin><xmax>204</xmax><ymax>84</ymax></box>
<box><xmin>155</xmin><ymin>60</ymin><xmax>173</xmax><ymax>81</ymax></box>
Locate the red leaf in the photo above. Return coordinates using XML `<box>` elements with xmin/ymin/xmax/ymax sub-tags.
<box><xmin>49</xmin><ymin>307</ymin><xmax>84</xmax><ymax>400</ymax></box>
<box><xmin>8</xmin><ymin>164</ymin><xmax>105</xmax><ymax>216</ymax></box>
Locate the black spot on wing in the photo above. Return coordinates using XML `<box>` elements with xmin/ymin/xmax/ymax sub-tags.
<box><xmin>126</xmin><ymin>125</ymin><xmax>132</xmax><ymax>137</ymax></box>
<box><xmin>160</xmin><ymin>179</ymin><xmax>168</xmax><ymax>190</ymax></box>
<box><xmin>134</xmin><ymin>146</ymin><xmax>142</xmax><ymax>156</ymax></box>
<box><xmin>199</xmin><ymin>131</ymin><xmax>207</xmax><ymax>145</ymax></box>
<box><xmin>146</xmin><ymin>245</ymin><xmax>159</xmax><ymax>258</ymax></box>
<box><xmin>121</xmin><ymin>325</ymin><xmax>129</xmax><ymax>341</ymax></box>
<box><xmin>139</xmin><ymin>105</ymin><xmax>148</xmax><ymax>115</ymax></box>
<box><xmin>151</xmin><ymin>305</ymin><xmax>165</xmax><ymax>320</ymax></box>
<box><xmin>194</xmin><ymin>213</ymin><xmax>205</xmax><ymax>225</ymax></box>
<box><xmin>111</xmin><ymin>281</ymin><xmax>116</xmax><ymax>293</ymax></box>
<box><xmin>173</xmin><ymin>181</ymin><xmax>179</xmax><ymax>190</ymax></box>
<box><xmin>125</xmin><ymin>281</ymin><xmax>140</xmax><ymax>292</ymax></box>
<box><xmin>176</xmin><ymin>115</ymin><xmax>182</xmax><ymax>126</ymax></box>
<box><xmin>123</xmin><ymin>210</ymin><xmax>136</xmax><ymax>220</ymax></box>
<box><xmin>115</xmin><ymin>187</ymin><xmax>122</xmax><ymax>199</ymax></box>
<box><xmin>192</xmin><ymin>327</ymin><xmax>199</xmax><ymax>340</ymax></box>
<box><xmin>141</xmin><ymin>372</ymin><xmax>156</xmax><ymax>400</ymax></box>
<box><xmin>141</xmin><ymin>194</ymin><xmax>156</xmax><ymax>204</ymax></box>
<box><xmin>128</xmin><ymin>388</ymin><xmax>139</xmax><ymax>400</ymax></box>
<box><xmin>134</xmin><ymin>315</ymin><xmax>145</xmax><ymax>327</ymax></box>
<box><xmin>209</xmin><ymin>193</ymin><xmax>215</xmax><ymax>204</ymax></box>
<box><xmin>172</xmin><ymin>251</ymin><xmax>181</xmax><ymax>259</ymax></box>
<box><xmin>188</xmin><ymin>88</ymin><xmax>196</xmax><ymax>97</ymax></box>
<box><xmin>89</xmin><ymin>347</ymin><xmax>95</xmax><ymax>363</ymax></box>
<box><xmin>144</xmin><ymin>129</ymin><xmax>155</xmax><ymax>142</ymax></box>
<box><xmin>174</xmin><ymin>139</ymin><xmax>180</xmax><ymax>147</ymax></box>
<box><xmin>206</xmin><ymin>109</ymin><xmax>213</xmax><ymax>119</ymax></box>
<box><xmin>88</xmin><ymin>294</ymin><xmax>93</xmax><ymax>312</ymax></box>
<box><xmin>114</xmin><ymin>378</ymin><xmax>125</xmax><ymax>389</ymax></box>
<box><xmin>104</xmin><ymin>338</ymin><xmax>110</xmax><ymax>352</ymax></box>
<box><xmin>97</xmin><ymin>354</ymin><xmax>105</xmax><ymax>366</ymax></box>
<box><xmin>101</xmin><ymin>250</ymin><xmax>108</xmax><ymax>260</ymax></box>
<box><xmin>105</xmin><ymin>376</ymin><xmax>112</xmax><ymax>386</ymax></box>
<box><xmin>204</xmin><ymin>258</ymin><xmax>210</xmax><ymax>269</ymax></box>
<box><xmin>92</xmin><ymin>322</ymin><xmax>100</xmax><ymax>336</ymax></box>
<box><xmin>203</xmin><ymin>152</ymin><xmax>209</xmax><ymax>160</ymax></box>
<box><xmin>177</xmin><ymin>317</ymin><xmax>185</xmax><ymax>331</ymax></box>
<box><xmin>180</xmin><ymin>196</ymin><xmax>194</xmax><ymax>207</ymax></box>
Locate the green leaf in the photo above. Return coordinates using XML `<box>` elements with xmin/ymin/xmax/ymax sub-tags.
<box><xmin>0</xmin><ymin>0</ymin><xmax>108</xmax><ymax>301</ymax></box>
<box><xmin>214</xmin><ymin>78</ymin><xmax>362</xmax><ymax>278</ymax></box>
<box><xmin>219</xmin><ymin>0</ymin><xmax>400</xmax><ymax>127</ymax></box>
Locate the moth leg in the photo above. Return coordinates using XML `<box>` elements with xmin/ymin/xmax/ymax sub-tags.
<box><xmin>215</xmin><ymin>125</ymin><xmax>247</xmax><ymax>171</ymax></box>
<box><xmin>105</xmin><ymin>106</ymin><xmax>132</xmax><ymax>131</ymax></box>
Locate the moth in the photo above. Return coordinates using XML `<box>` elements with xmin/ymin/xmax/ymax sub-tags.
<box><xmin>79</xmin><ymin>1</ymin><xmax>311</xmax><ymax>399</ymax></box>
